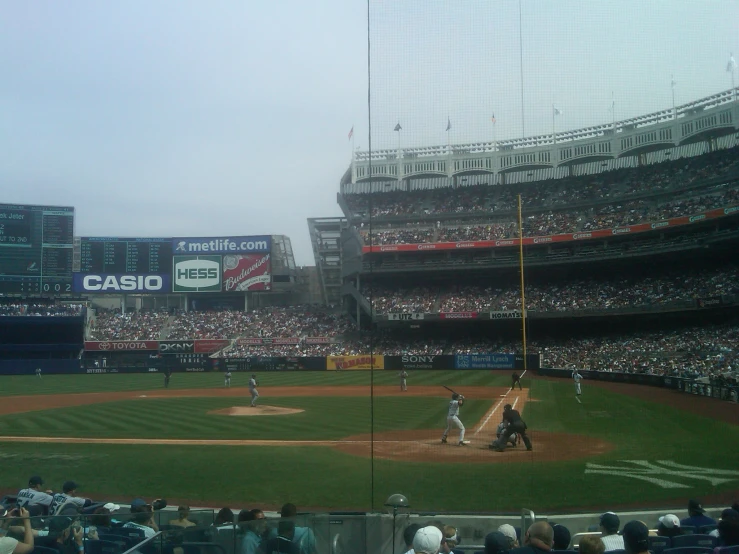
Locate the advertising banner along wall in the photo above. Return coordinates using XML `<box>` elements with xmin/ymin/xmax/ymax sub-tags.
<box><xmin>73</xmin><ymin>274</ymin><xmax>170</xmax><ymax>294</ymax></box>
<box><xmin>84</xmin><ymin>341</ymin><xmax>159</xmax><ymax>351</ymax></box>
<box><xmin>222</xmin><ymin>253</ymin><xmax>271</xmax><ymax>292</ymax></box>
<box><xmin>172</xmin><ymin>236</ymin><xmax>271</xmax><ymax>254</ymax></box>
<box><xmin>327</xmin><ymin>355</ymin><xmax>385</xmax><ymax>370</ymax></box>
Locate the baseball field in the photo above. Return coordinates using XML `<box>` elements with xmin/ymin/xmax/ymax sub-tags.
<box><xmin>0</xmin><ymin>370</ymin><xmax>737</xmax><ymax>513</ymax></box>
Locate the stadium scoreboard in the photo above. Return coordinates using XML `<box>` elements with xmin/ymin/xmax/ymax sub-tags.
<box><xmin>0</xmin><ymin>203</ymin><xmax>74</xmax><ymax>294</ymax></box>
<box><xmin>79</xmin><ymin>237</ymin><xmax>172</xmax><ymax>274</ymax></box>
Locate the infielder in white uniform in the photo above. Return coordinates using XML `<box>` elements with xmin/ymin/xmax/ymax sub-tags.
<box><xmin>573</xmin><ymin>370</ymin><xmax>583</xmax><ymax>396</ymax></box>
<box><xmin>441</xmin><ymin>393</ymin><xmax>468</xmax><ymax>446</ymax></box>
<box><xmin>36</xmin><ymin>368</ymin><xmax>42</xmax><ymax>379</ymax></box>
<box><xmin>399</xmin><ymin>370</ymin><xmax>408</xmax><ymax>392</ymax></box>
<box><xmin>224</xmin><ymin>370</ymin><xmax>232</xmax><ymax>388</ymax></box>
<box><xmin>249</xmin><ymin>374</ymin><xmax>259</xmax><ymax>407</ymax></box>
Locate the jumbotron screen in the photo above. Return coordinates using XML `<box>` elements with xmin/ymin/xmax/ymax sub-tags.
<box><xmin>0</xmin><ymin>203</ymin><xmax>75</xmax><ymax>294</ymax></box>
<box><xmin>79</xmin><ymin>237</ymin><xmax>173</xmax><ymax>275</ymax></box>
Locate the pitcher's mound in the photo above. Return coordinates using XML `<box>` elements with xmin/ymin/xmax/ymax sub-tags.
<box><xmin>208</xmin><ymin>406</ymin><xmax>304</xmax><ymax>417</ymax></box>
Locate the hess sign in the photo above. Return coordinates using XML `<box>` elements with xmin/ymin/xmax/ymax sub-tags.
<box><xmin>172</xmin><ymin>256</ymin><xmax>222</xmax><ymax>292</ymax></box>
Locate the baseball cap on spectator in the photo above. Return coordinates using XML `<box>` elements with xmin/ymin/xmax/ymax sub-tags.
<box><xmin>622</xmin><ymin>521</ymin><xmax>649</xmax><ymax>554</ymax></box>
<box><xmin>658</xmin><ymin>514</ymin><xmax>680</xmax><ymax>528</ymax></box>
<box><xmin>29</xmin><ymin>476</ymin><xmax>44</xmax><ymax>487</ymax></box>
<box><xmin>600</xmin><ymin>512</ymin><xmax>620</xmax><ymax>533</ymax></box>
<box><xmin>497</xmin><ymin>524</ymin><xmax>517</xmax><ymax>547</ymax></box>
<box><xmin>103</xmin><ymin>503</ymin><xmax>121</xmax><ymax>512</ymax></box>
<box><xmin>484</xmin><ymin>531</ymin><xmax>510</xmax><ymax>554</ymax></box>
<box><xmin>48</xmin><ymin>516</ymin><xmax>73</xmax><ymax>537</ymax></box>
<box><xmin>552</xmin><ymin>524</ymin><xmax>572</xmax><ymax>550</ymax></box>
<box><xmin>131</xmin><ymin>498</ymin><xmax>150</xmax><ymax>511</ymax></box>
<box><xmin>413</xmin><ymin>526</ymin><xmax>443</xmax><ymax>554</ymax></box>
<box><xmin>688</xmin><ymin>499</ymin><xmax>705</xmax><ymax>514</ymax></box>
<box><xmin>62</xmin><ymin>481</ymin><xmax>79</xmax><ymax>493</ymax></box>
<box><xmin>721</xmin><ymin>509</ymin><xmax>739</xmax><ymax>522</ymax></box>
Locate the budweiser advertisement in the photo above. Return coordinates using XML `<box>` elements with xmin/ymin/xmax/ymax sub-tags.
<box><xmin>222</xmin><ymin>253</ymin><xmax>271</xmax><ymax>292</ymax></box>
<box><xmin>361</xmin><ymin>206</ymin><xmax>739</xmax><ymax>253</ymax></box>
<box><xmin>85</xmin><ymin>341</ymin><xmax>159</xmax><ymax>351</ymax></box>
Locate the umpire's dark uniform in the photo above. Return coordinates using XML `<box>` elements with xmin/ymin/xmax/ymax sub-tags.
<box><xmin>511</xmin><ymin>372</ymin><xmax>522</xmax><ymax>390</ymax></box>
<box><xmin>491</xmin><ymin>404</ymin><xmax>532</xmax><ymax>451</ymax></box>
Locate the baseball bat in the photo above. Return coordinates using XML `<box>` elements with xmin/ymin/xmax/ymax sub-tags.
<box><xmin>442</xmin><ymin>385</ymin><xmax>458</xmax><ymax>395</ymax></box>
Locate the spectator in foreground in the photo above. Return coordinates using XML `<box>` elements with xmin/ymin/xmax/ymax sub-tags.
<box><xmin>510</xmin><ymin>522</ymin><xmax>554</xmax><ymax>554</ymax></box>
<box><xmin>680</xmin><ymin>499</ymin><xmax>716</xmax><ymax>529</ymax></box>
<box><xmin>622</xmin><ymin>521</ymin><xmax>649</xmax><ymax>554</ymax></box>
<box><xmin>656</xmin><ymin>514</ymin><xmax>682</xmax><ymax>538</ymax></box>
<box><xmin>261</xmin><ymin>521</ymin><xmax>299</xmax><ymax>554</ymax></box>
<box><xmin>0</xmin><ymin>506</ymin><xmax>34</xmax><ymax>554</ymax></box>
<box><xmin>123</xmin><ymin>499</ymin><xmax>159</xmax><ymax>538</ymax></box>
<box><xmin>238</xmin><ymin>510</ymin><xmax>264</xmax><ymax>554</ymax></box>
<box><xmin>413</xmin><ymin>526</ymin><xmax>444</xmax><ymax>554</ymax></box>
<box><xmin>440</xmin><ymin>525</ymin><xmax>460</xmax><ymax>554</ymax></box>
<box><xmin>710</xmin><ymin>509</ymin><xmax>739</xmax><ymax>539</ymax></box>
<box><xmin>716</xmin><ymin>513</ymin><xmax>739</xmax><ymax>548</ymax></box>
<box><xmin>551</xmin><ymin>524</ymin><xmax>571</xmax><ymax>550</ymax></box>
<box><xmin>214</xmin><ymin>508</ymin><xmax>235</xmax><ymax>529</ymax></box>
<box><xmin>578</xmin><ymin>536</ymin><xmax>605</xmax><ymax>554</ymax></box>
<box><xmin>498</xmin><ymin>524</ymin><xmax>519</xmax><ymax>549</ymax></box>
<box><xmin>279</xmin><ymin>503</ymin><xmax>315</xmax><ymax>554</ymax></box>
<box><xmin>485</xmin><ymin>531</ymin><xmax>510</xmax><ymax>554</ymax></box>
<box><xmin>169</xmin><ymin>506</ymin><xmax>197</xmax><ymax>528</ymax></box>
<box><xmin>403</xmin><ymin>523</ymin><xmax>422</xmax><ymax>554</ymax></box>
<box><xmin>599</xmin><ymin>512</ymin><xmax>624</xmax><ymax>552</ymax></box>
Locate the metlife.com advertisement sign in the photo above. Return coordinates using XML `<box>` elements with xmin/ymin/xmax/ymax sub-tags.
<box><xmin>172</xmin><ymin>236</ymin><xmax>271</xmax><ymax>254</ymax></box>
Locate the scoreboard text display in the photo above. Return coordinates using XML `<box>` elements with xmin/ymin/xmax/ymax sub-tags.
<box><xmin>74</xmin><ymin>237</ymin><xmax>173</xmax><ymax>293</ymax></box>
<box><xmin>0</xmin><ymin>203</ymin><xmax>74</xmax><ymax>294</ymax></box>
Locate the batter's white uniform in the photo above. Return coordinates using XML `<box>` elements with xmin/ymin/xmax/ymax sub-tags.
<box><xmin>224</xmin><ymin>371</ymin><xmax>232</xmax><ymax>388</ymax></box>
<box><xmin>573</xmin><ymin>371</ymin><xmax>582</xmax><ymax>395</ymax></box>
<box><xmin>249</xmin><ymin>377</ymin><xmax>259</xmax><ymax>406</ymax></box>
<box><xmin>442</xmin><ymin>399</ymin><xmax>465</xmax><ymax>444</ymax></box>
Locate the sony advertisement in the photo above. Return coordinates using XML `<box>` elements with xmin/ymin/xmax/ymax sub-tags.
<box><xmin>73</xmin><ymin>273</ymin><xmax>170</xmax><ymax>293</ymax></box>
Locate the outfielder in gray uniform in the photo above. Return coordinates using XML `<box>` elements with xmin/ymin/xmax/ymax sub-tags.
<box><xmin>224</xmin><ymin>370</ymin><xmax>232</xmax><ymax>388</ymax></box>
<box><xmin>399</xmin><ymin>370</ymin><xmax>408</xmax><ymax>392</ymax></box>
<box><xmin>441</xmin><ymin>393</ymin><xmax>469</xmax><ymax>446</ymax></box>
<box><xmin>249</xmin><ymin>375</ymin><xmax>259</xmax><ymax>407</ymax></box>
<box><xmin>573</xmin><ymin>370</ymin><xmax>583</xmax><ymax>396</ymax></box>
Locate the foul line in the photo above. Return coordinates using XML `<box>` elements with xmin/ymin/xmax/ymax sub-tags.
<box><xmin>472</xmin><ymin>370</ymin><xmax>526</xmax><ymax>437</ymax></box>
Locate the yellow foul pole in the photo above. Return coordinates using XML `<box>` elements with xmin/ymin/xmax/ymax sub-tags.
<box><xmin>518</xmin><ymin>194</ymin><xmax>527</xmax><ymax>370</ymax></box>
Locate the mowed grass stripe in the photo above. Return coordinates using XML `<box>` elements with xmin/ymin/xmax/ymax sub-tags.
<box><xmin>0</xmin><ymin>396</ymin><xmax>496</xmax><ymax>441</ymax></box>
<box><xmin>0</xmin><ymin>370</ymin><xmax>511</xmax><ymax>397</ymax></box>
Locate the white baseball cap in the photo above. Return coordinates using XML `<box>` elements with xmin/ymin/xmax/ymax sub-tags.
<box><xmin>103</xmin><ymin>503</ymin><xmax>121</xmax><ymax>512</ymax></box>
<box><xmin>498</xmin><ymin>524</ymin><xmax>517</xmax><ymax>545</ymax></box>
<box><xmin>659</xmin><ymin>514</ymin><xmax>680</xmax><ymax>529</ymax></box>
<box><xmin>413</xmin><ymin>526</ymin><xmax>443</xmax><ymax>554</ymax></box>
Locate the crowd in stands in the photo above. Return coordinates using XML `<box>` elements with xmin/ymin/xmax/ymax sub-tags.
<box><xmin>0</xmin><ymin>303</ymin><xmax>84</xmax><ymax>317</ymax></box>
<box><xmin>355</xmin><ymin>182</ymin><xmax>739</xmax><ymax>245</ymax></box>
<box><xmin>2</xmin><ymin>479</ymin><xmax>738</xmax><ymax>554</ymax></box>
<box><xmin>1</xmin><ymin>475</ymin><xmax>325</xmax><ymax>554</ymax></box>
<box><xmin>344</xmin><ymin>145</ymin><xmax>739</xmax><ymax>219</ymax></box>
<box><xmin>89</xmin><ymin>310</ymin><xmax>169</xmax><ymax>341</ymax></box>
<box><xmin>166</xmin><ymin>306</ymin><xmax>352</xmax><ymax>341</ymax></box>
<box><xmin>364</xmin><ymin>266</ymin><xmax>739</xmax><ymax>314</ymax></box>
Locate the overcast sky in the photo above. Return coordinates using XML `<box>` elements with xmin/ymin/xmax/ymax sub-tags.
<box><xmin>1</xmin><ymin>1</ymin><xmax>737</xmax><ymax>265</ymax></box>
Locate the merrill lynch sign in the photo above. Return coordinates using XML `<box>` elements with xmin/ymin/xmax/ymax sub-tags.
<box><xmin>388</xmin><ymin>313</ymin><xmax>425</xmax><ymax>321</ymax></box>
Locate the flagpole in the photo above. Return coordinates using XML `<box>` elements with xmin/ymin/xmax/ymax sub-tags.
<box><xmin>552</xmin><ymin>105</ymin><xmax>556</xmax><ymax>144</ymax></box>
<box><xmin>671</xmin><ymin>75</ymin><xmax>676</xmax><ymax>119</ymax></box>
<box><xmin>611</xmin><ymin>92</ymin><xmax>616</xmax><ymax>130</ymax></box>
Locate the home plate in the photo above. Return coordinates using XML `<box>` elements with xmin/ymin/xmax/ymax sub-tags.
<box><xmin>208</xmin><ymin>406</ymin><xmax>304</xmax><ymax>417</ymax></box>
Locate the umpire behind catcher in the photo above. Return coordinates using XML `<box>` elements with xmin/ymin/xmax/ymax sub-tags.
<box><xmin>490</xmin><ymin>404</ymin><xmax>532</xmax><ymax>452</ymax></box>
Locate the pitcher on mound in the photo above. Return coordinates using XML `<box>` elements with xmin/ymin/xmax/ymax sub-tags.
<box><xmin>441</xmin><ymin>393</ymin><xmax>469</xmax><ymax>446</ymax></box>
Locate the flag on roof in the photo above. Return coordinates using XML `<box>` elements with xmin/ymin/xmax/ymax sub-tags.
<box><xmin>348</xmin><ymin>126</ymin><xmax>354</xmax><ymax>140</ymax></box>
<box><xmin>491</xmin><ymin>113</ymin><xmax>496</xmax><ymax>124</ymax></box>
<box><xmin>394</xmin><ymin>123</ymin><xmax>402</xmax><ymax>131</ymax></box>
<box><xmin>446</xmin><ymin>117</ymin><xmax>451</xmax><ymax>131</ymax></box>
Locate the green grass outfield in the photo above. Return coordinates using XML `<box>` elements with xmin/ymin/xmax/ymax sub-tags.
<box><xmin>0</xmin><ymin>371</ymin><xmax>737</xmax><ymax>513</ymax></box>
